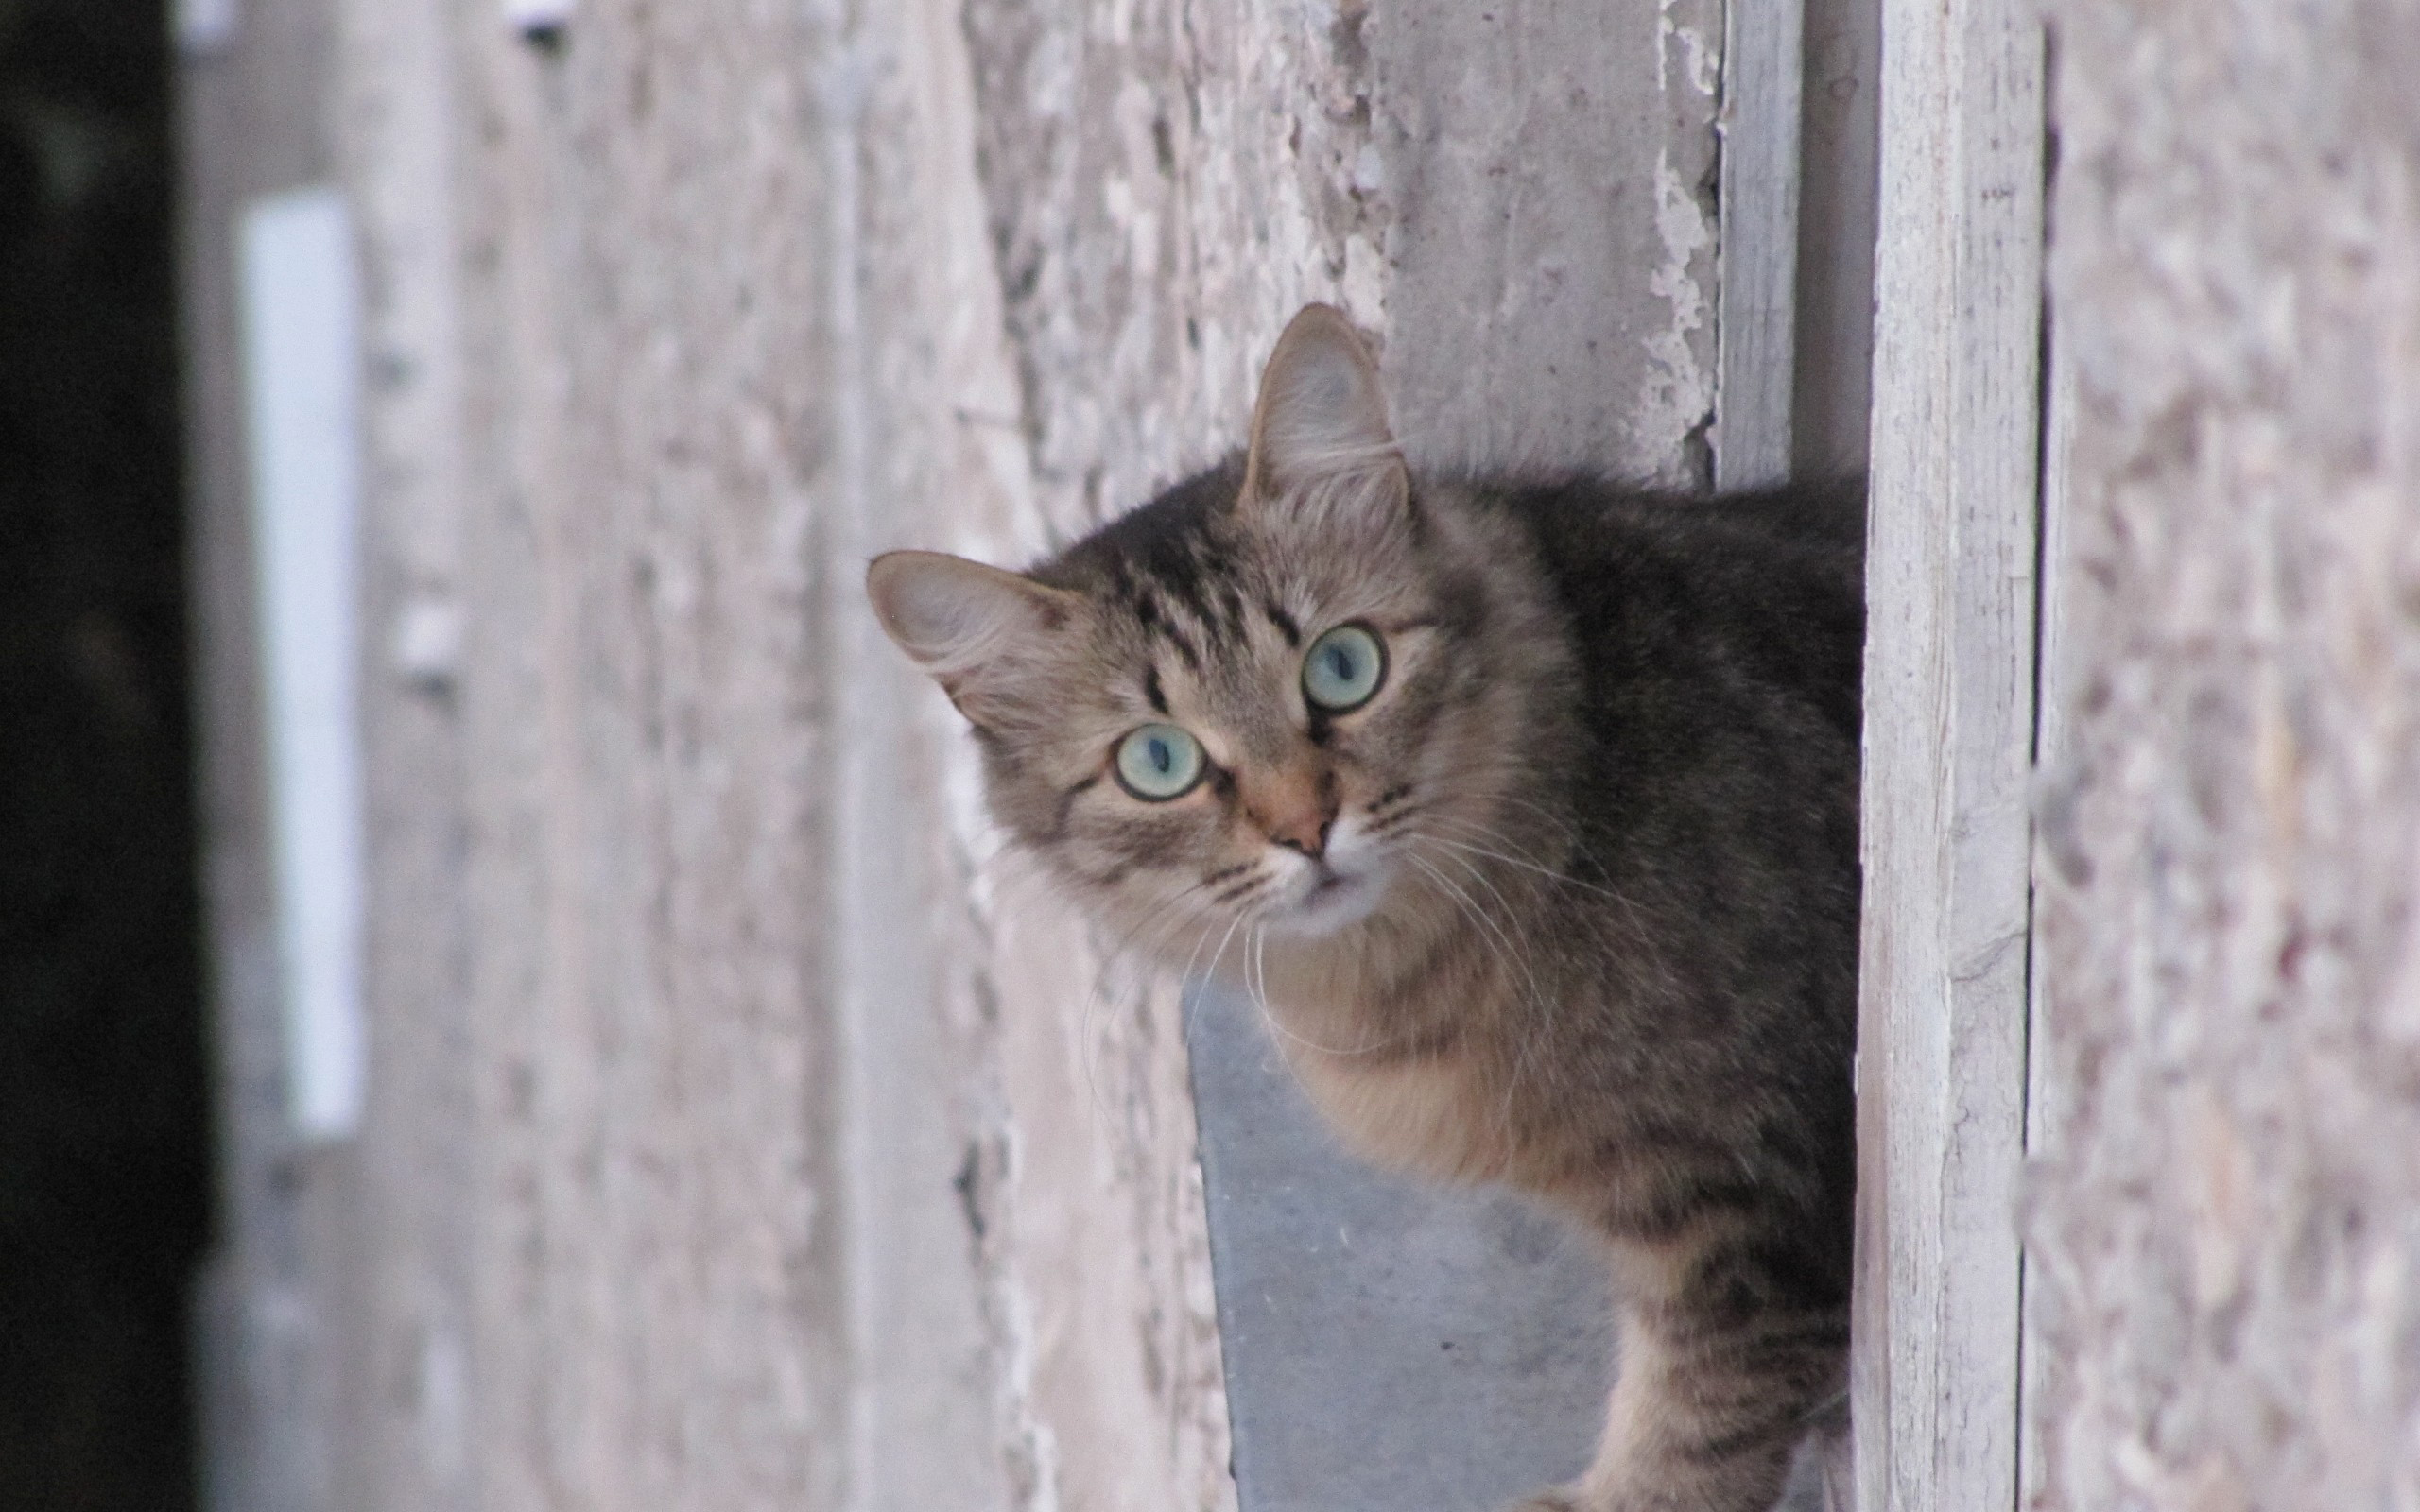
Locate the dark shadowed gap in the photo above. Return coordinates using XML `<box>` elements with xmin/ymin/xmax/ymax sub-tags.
<box><xmin>0</xmin><ymin>2</ymin><xmax>212</xmax><ymax>1507</ymax></box>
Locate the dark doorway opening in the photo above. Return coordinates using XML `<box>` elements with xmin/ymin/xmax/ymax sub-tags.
<box><xmin>0</xmin><ymin>3</ymin><xmax>211</xmax><ymax>1508</ymax></box>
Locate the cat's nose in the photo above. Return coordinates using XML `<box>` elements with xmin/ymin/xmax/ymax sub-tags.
<box><xmin>1267</xmin><ymin>810</ymin><xmax>1332</xmax><ymax>859</ymax></box>
<box><xmin>1245</xmin><ymin>767</ymin><xmax>1338</xmax><ymax>859</ymax></box>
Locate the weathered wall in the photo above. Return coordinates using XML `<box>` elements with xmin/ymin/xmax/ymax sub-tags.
<box><xmin>2027</xmin><ymin>1</ymin><xmax>2420</xmax><ymax>1505</ymax></box>
<box><xmin>188</xmin><ymin>0</ymin><xmax>1757</xmax><ymax>1507</ymax></box>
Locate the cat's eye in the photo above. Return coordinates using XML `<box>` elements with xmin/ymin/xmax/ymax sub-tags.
<box><xmin>1114</xmin><ymin>723</ymin><xmax>1207</xmax><ymax>801</ymax></box>
<box><xmin>1301</xmin><ymin>623</ymin><xmax>1387</xmax><ymax>713</ymax></box>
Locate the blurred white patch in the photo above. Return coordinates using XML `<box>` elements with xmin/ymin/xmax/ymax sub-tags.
<box><xmin>238</xmin><ymin>185</ymin><xmax>366</xmax><ymax>1143</ymax></box>
<box><xmin>417</xmin><ymin>1327</ymin><xmax>467</xmax><ymax>1484</ymax></box>
<box><xmin>391</xmin><ymin>595</ymin><xmax>463</xmax><ymax>689</ymax></box>
<box><xmin>501</xmin><ymin>0</ymin><xmax>576</xmax><ymax>33</ymax></box>
<box><xmin>175</xmin><ymin>0</ymin><xmax>237</xmax><ymax>53</ymax></box>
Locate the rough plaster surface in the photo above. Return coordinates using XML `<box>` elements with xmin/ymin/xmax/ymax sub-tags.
<box><xmin>1374</xmin><ymin>3</ymin><xmax>1722</xmax><ymax>480</ymax></box>
<box><xmin>442</xmin><ymin>9</ymin><xmax>856</xmax><ymax>1506</ymax></box>
<box><xmin>191</xmin><ymin>0</ymin><xmax>1733</xmax><ymax>1507</ymax></box>
<box><xmin>2028</xmin><ymin>3</ymin><xmax>2420</xmax><ymax>1506</ymax></box>
<box><xmin>333</xmin><ymin>1</ymin><xmax>1335</xmax><ymax>1505</ymax></box>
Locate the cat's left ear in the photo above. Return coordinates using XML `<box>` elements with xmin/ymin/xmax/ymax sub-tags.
<box><xmin>1241</xmin><ymin>303</ymin><xmax>1407</xmax><ymax>510</ymax></box>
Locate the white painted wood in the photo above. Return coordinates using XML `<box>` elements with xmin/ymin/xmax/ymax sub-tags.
<box><xmin>1716</xmin><ymin>0</ymin><xmax>1804</xmax><ymax>489</ymax></box>
<box><xmin>1853</xmin><ymin>2</ymin><xmax>2044</xmax><ymax>1510</ymax></box>
<box><xmin>237</xmin><ymin>186</ymin><xmax>367</xmax><ymax>1143</ymax></box>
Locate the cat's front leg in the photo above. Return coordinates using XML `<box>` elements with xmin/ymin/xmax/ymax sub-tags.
<box><xmin>1504</xmin><ymin>1294</ymin><xmax>1847</xmax><ymax>1512</ymax></box>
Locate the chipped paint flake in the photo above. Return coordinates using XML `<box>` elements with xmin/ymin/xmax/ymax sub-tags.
<box><xmin>1636</xmin><ymin>146</ymin><xmax>1719</xmax><ymax>478</ymax></box>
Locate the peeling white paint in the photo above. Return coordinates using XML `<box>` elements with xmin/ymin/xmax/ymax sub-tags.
<box><xmin>1658</xmin><ymin>0</ymin><xmax>1723</xmax><ymax>102</ymax></box>
<box><xmin>1638</xmin><ymin>146</ymin><xmax>1720</xmax><ymax>475</ymax></box>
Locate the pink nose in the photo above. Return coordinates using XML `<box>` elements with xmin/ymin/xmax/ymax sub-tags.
<box><xmin>1263</xmin><ymin>806</ymin><xmax>1332</xmax><ymax>858</ymax></box>
<box><xmin>1244</xmin><ymin>766</ymin><xmax>1338</xmax><ymax>859</ymax></box>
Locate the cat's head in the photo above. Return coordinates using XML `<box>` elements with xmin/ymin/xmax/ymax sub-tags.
<box><xmin>868</xmin><ymin>305</ymin><xmax>1550</xmax><ymax>957</ymax></box>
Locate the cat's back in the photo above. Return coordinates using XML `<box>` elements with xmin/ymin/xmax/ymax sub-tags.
<box><xmin>1487</xmin><ymin>475</ymin><xmax>1865</xmax><ymax>747</ymax></box>
<box><xmin>1464</xmin><ymin>473</ymin><xmax>1868</xmax><ymax>1037</ymax></box>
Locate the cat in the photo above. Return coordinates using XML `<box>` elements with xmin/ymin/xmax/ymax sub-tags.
<box><xmin>867</xmin><ymin>304</ymin><xmax>1860</xmax><ymax>1512</ymax></box>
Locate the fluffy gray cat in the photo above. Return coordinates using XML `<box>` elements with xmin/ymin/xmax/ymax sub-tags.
<box><xmin>868</xmin><ymin>305</ymin><xmax>1860</xmax><ymax>1512</ymax></box>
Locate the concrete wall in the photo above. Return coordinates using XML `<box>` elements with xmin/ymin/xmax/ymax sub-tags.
<box><xmin>188</xmin><ymin>2</ymin><xmax>1791</xmax><ymax>1508</ymax></box>
<box><xmin>2025</xmin><ymin>0</ymin><xmax>2420</xmax><ymax>1504</ymax></box>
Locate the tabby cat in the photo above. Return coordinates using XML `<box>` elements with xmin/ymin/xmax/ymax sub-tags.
<box><xmin>867</xmin><ymin>305</ymin><xmax>1860</xmax><ymax>1512</ymax></box>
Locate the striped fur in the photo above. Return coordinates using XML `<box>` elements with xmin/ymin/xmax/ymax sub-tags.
<box><xmin>868</xmin><ymin>307</ymin><xmax>1862</xmax><ymax>1512</ymax></box>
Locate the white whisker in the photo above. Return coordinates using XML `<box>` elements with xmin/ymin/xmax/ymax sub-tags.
<box><xmin>1412</xmin><ymin>823</ymin><xmax>1618</xmax><ymax>902</ymax></box>
<box><xmin>1238</xmin><ymin>916</ymin><xmax>1406</xmax><ymax>1057</ymax></box>
<box><xmin>1423</xmin><ymin>841</ymin><xmax>1562</xmax><ymax>1121</ymax></box>
<box><xmin>1403</xmin><ymin>841</ymin><xmax>1558</xmax><ymax>1138</ymax></box>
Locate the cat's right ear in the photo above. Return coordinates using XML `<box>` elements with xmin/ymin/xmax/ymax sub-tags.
<box><xmin>865</xmin><ymin>550</ymin><xmax>1078</xmax><ymax>729</ymax></box>
<box><xmin>1241</xmin><ymin>303</ymin><xmax>1406</xmax><ymax>507</ymax></box>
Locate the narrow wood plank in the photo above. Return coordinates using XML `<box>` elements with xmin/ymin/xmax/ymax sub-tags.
<box><xmin>2015</xmin><ymin>290</ymin><xmax>2075</xmax><ymax>1512</ymax></box>
<box><xmin>1791</xmin><ymin>0</ymin><xmax>1880</xmax><ymax>481</ymax></box>
<box><xmin>1715</xmin><ymin>0</ymin><xmax>1805</xmax><ymax>488</ymax></box>
<box><xmin>1853</xmin><ymin>0</ymin><xmax>2045</xmax><ymax>1508</ymax></box>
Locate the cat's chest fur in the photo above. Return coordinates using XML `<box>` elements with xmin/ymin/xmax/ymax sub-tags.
<box><xmin>1270</xmin><ymin>963</ymin><xmax>1522</xmax><ymax>1182</ymax></box>
<box><xmin>1253</xmin><ymin>907</ymin><xmax>1602</xmax><ymax>1189</ymax></box>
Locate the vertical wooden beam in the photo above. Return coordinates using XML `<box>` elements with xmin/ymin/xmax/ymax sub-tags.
<box><xmin>1853</xmin><ymin>0</ymin><xmax>2044</xmax><ymax>1508</ymax></box>
<box><xmin>1792</xmin><ymin>0</ymin><xmax>1880</xmax><ymax>482</ymax></box>
<box><xmin>1715</xmin><ymin>0</ymin><xmax>1804</xmax><ymax>489</ymax></box>
<box><xmin>2016</xmin><ymin>295</ymin><xmax>2075</xmax><ymax>1512</ymax></box>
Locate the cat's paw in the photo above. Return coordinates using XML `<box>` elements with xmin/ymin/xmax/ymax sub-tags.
<box><xmin>1499</xmin><ymin>1492</ymin><xmax>1582</xmax><ymax>1512</ymax></box>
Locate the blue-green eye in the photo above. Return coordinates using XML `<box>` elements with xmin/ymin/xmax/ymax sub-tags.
<box><xmin>1302</xmin><ymin>623</ymin><xmax>1387</xmax><ymax>713</ymax></box>
<box><xmin>1114</xmin><ymin>723</ymin><xmax>1206</xmax><ymax>800</ymax></box>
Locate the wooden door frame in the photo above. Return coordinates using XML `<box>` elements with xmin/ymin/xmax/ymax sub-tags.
<box><xmin>1851</xmin><ymin>0</ymin><xmax>2048</xmax><ymax>1507</ymax></box>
